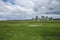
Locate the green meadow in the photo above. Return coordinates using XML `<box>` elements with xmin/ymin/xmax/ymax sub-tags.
<box><xmin>0</xmin><ymin>20</ymin><xmax>60</xmax><ymax>40</ymax></box>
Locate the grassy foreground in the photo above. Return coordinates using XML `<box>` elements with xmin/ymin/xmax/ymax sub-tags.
<box><xmin>0</xmin><ymin>20</ymin><xmax>60</xmax><ymax>40</ymax></box>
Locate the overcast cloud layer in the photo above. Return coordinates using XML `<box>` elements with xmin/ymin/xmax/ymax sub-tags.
<box><xmin>0</xmin><ymin>0</ymin><xmax>60</xmax><ymax>20</ymax></box>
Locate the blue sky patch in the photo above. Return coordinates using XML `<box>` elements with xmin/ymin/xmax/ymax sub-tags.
<box><xmin>3</xmin><ymin>0</ymin><xmax>15</xmax><ymax>5</ymax></box>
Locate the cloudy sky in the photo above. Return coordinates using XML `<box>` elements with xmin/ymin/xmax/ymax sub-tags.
<box><xmin>0</xmin><ymin>0</ymin><xmax>60</xmax><ymax>20</ymax></box>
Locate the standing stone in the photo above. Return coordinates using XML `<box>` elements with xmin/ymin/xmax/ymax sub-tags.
<box><xmin>41</xmin><ymin>16</ymin><xmax>45</xmax><ymax>20</ymax></box>
<box><xmin>35</xmin><ymin>16</ymin><xmax>38</xmax><ymax>21</ymax></box>
<box><xmin>45</xmin><ymin>16</ymin><xmax>49</xmax><ymax>20</ymax></box>
<box><xmin>49</xmin><ymin>17</ymin><xmax>53</xmax><ymax>20</ymax></box>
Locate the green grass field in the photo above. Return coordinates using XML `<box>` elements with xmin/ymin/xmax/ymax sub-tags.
<box><xmin>0</xmin><ymin>20</ymin><xmax>60</xmax><ymax>40</ymax></box>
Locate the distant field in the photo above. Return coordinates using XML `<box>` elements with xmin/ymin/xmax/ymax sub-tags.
<box><xmin>0</xmin><ymin>20</ymin><xmax>60</xmax><ymax>40</ymax></box>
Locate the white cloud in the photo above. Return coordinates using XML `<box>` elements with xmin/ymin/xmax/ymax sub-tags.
<box><xmin>0</xmin><ymin>0</ymin><xmax>60</xmax><ymax>20</ymax></box>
